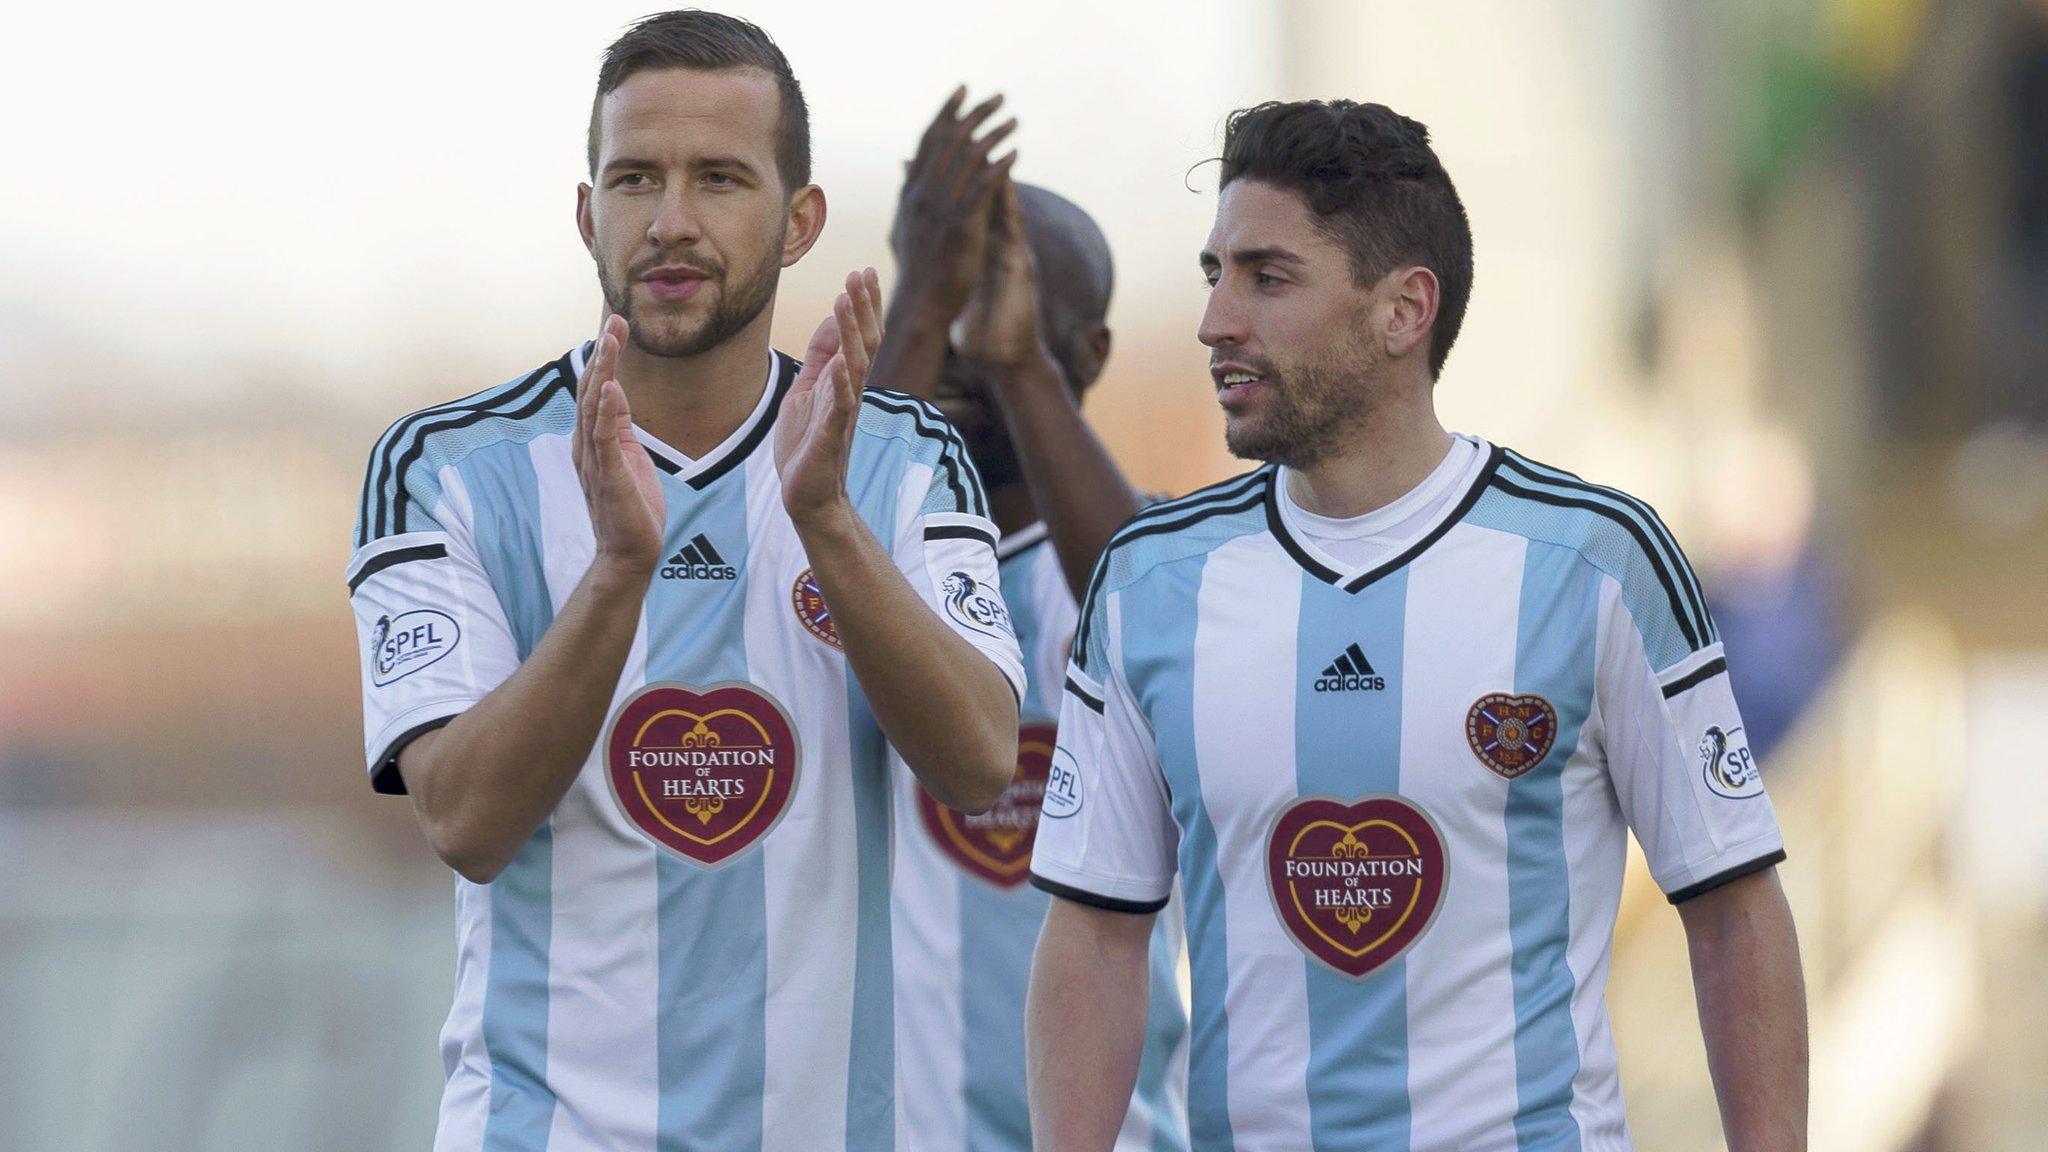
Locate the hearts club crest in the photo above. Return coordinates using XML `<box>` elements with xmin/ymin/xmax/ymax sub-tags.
<box><xmin>605</xmin><ymin>681</ymin><xmax>801</xmax><ymax>869</ymax></box>
<box><xmin>917</xmin><ymin>721</ymin><xmax>1055</xmax><ymax>888</ymax></box>
<box><xmin>1465</xmin><ymin>692</ymin><xmax>1557</xmax><ymax>780</ymax></box>
<box><xmin>1265</xmin><ymin>794</ymin><xmax>1449</xmax><ymax>981</ymax></box>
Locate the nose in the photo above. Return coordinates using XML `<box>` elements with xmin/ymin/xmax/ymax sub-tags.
<box><xmin>1198</xmin><ymin>282</ymin><xmax>1246</xmax><ymax>351</ymax></box>
<box><xmin>648</xmin><ymin>185</ymin><xmax>703</xmax><ymax>250</ymax></box>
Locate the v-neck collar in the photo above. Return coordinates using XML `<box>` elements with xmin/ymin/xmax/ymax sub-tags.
<box><xmin>1263</xmin><ymin>439</ymin><xmax>1503</xmax><ymax>593</ymax></box>
<box><xmin>567</xmin><ymin>342</ymin><xmax>798</xmax><ymax>491</ymax></box>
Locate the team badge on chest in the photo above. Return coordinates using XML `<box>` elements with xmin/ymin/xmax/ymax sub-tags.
<box><xmin>604</xmin><ymin>681</ymin><xmax>802</xmax><ymax>868</ymax></box>
<box><xmin>1465</xmin><ymin>692</ymin><xmax>1557</xmax><ymax>780</ymax></box>
<box><xmin>916</xmin><ymin>721</ymin><xmax>1055</xmax><ymax>888</ymax></box>
<box><xmin>1266</xmin><ymin>795</ymin><xmax>1449</xmax><ymax>980</ymax></box>
<box><xmin>791</xmin><ymin>568</ymin><xmax>842</xmax><ymax>649</ymax></box>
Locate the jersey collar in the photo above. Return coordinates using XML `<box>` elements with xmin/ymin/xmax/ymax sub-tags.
<box><xmin>566</xmin><ymin>342</ymin><xmax>799</xmax><ymax>491</ymax></box>
<box><xmin>1263</xmin><ymin>440</ymin><xmax>1503</xmax><ymax>593</ymax></box>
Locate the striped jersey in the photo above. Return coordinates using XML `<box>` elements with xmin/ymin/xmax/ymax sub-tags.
<box><xmin>1030</xmin><ymin>435</ymin><xmax>1785</xmax><ymax>1152</ymax></box>
<box><xmin>891</xmin><ymin>522</ymin><xmax>1190</xmax><ymax>1152</ymax></box>
<box><xmin>346</xmin><ymin>343</ymin><xmax>1025</xmax><ymax>1152</ymax></box>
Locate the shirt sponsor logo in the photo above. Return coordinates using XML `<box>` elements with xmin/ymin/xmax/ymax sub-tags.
<box><xmin>604</xmin><ymin>681</ymin><xmax>802</xmax><ymax>868</ymax></box>
<box><xmin>1698</xmin><ymin>724</ymin><xmax>1762</xmax><ymax>799</ymax></box>
<box><xmin>791</xmin><ymin>568</ymin><xmax>841</xmax><ymax>649</ymax></box>
<box><xmin>660</xmin><ymin>533</ymin><xmax>736</xmax><ymax>581</ymax></box>
<box><xmin>1314</xmin><ymin>643</ymin><xmax>1386</xmax><ymax>693</ymax></box>
<box><xmin>369</xmin><ymin>609</ymin><xmax>460</xmax><ymax>687</ymax></box>
<box><xmin>1266</xmin><ymin>794</ymin><xmax>1449</xmax><ymax>980</ymax></box>
<box><xmin>1465</xmin><ymin>692</ymin><xmax>1557</xmax><ymax>780</ymax></box>
<box><xmin>1042</xmin><ymin>746</ymin><xmax>1083</xmax><ymax>819</ymax></box>
<box><xmin>941</xmin><ymin>571</ymin><xmax>1015</xmax><ymax>640</ymax></box>
<box><xmin>918</xmin><ymin>720</ymin><xmax>1056</xmax><ymax>888</ymax></box>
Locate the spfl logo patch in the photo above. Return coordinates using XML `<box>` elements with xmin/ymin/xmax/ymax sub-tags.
<box><xmin>941</xmin><ymin>571</ymin><xmax>1014</xmax><ymax>640</ymax></box>
<box><xmin>1266</xmin><ymin>795</ymin><xmax>1448</xmax><ymax>980</ymax></box>
<box><xmin>370</xmin><ymin>609</ymin><xmax>460</xmax><ymax>686</ymax></box>
<box><xmin>1699</xmin><ymin>725</ymin><xmax>1762</xmax><ymax>799</ymax></box>
<box><xmin>917</xmin><ymin>721</ymin><xmax>1055</xmax><ymax>888</ymax></box>
<box><xmin>604</xmin><ymin>681</ymin><xmax>802</xmax><ymax>868</ymax></box>
<box><xmin>1465</xmin><ymin>692</ymin><xmax>1557</xmax><ymax>780</ymax></box>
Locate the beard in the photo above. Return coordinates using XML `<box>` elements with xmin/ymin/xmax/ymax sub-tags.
<box><xmin>1222</xmin><ymin>340</ymin><xmax>1381</xmax><ymax>468</ymax></box>
<box><xmin>599</xmin><ymin>236</ymin><xmax>783</xmax><ymax>359</ymax></box>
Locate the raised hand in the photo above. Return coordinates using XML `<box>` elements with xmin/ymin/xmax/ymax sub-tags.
<box><xmin>955</xmin><ymin>176</ymin><xmax>1045</xmax><ymax>370</ymax></box>
<box><xmin>572</xmin><ymin>315</ymin><xmax>665</xmax><ymax>574</ymax></box>
<box><xmin>891</xmin><ymin>87</ymin><xmax>1020</xmax><ymax>317</ymax></box>
<box><xmin>776</xmin><ymin>269</ymin><xmax>885</xmax><ymax>526</ymax></box>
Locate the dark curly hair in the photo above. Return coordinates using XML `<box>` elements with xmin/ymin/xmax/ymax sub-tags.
<box><xmin>1220</xmin><ymin>100</ymin><xmax>1473</xmax><ymax>377</ymax></box>
<box><xmin>588</xmin><ymin>10</ymin><xmax>811</xmax><ymax>191</ymax></box>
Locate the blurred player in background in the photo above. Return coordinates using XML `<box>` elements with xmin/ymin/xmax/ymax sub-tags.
<box><xmin>872</xmin><ymin>92</ymin><xmax>1189</xmax><ymax>1151</ymax></box>
<box><xmin>1027</xmin><ymin>99</ymin><xmax>1808</xmax><ymax>1152</ymax></box>
<box><xmin>345</xmin><ymin>13</ymin><xmax>1021</xmax><ymax>1151</ymax></box>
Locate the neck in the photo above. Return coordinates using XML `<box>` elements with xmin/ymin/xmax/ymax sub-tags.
<box><xmin>1285</xmin><ymin>393</ymin><xmax>1453</xmax><ymax>520</ymax></box>
<box><xmin>610</xmin><ymin>306</ymin><xmax>777</xmax><ymax>459</ymax></box>
<box><xmin>987</xmin><ymin>483</ymin><xmax>1038</xmax><ymax>538</ymax></box>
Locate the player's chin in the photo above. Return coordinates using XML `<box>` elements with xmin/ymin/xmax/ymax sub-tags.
<box><xmin>629</xmin><ymin>308</ymin><xmax>718</xmax><ymax>357</ymax></box>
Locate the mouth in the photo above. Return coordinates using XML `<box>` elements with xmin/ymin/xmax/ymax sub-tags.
<box><xmin>639</xmin><ymin>266</ymin><xmax>712</xmax><ymax>303</ymax></box>
<box><xmin>1211</xmin><ymin>362</ymin><xmax>1271</xmax><ymax>409</ymax></box>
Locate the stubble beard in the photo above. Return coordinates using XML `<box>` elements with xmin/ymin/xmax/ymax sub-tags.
<box><xmin>599</xmin><ymin>235</ymin><xmax>784</xmax><ymax>359</ymax></box>
<box><xmin>1223</xmin><ymin>345</ymin><xmax>1380</xmax><ymax>470</ymax></box>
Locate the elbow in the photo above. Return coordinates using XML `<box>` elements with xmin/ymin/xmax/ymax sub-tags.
<box><xmin>422</xmin><ymin>813</ymin><xmax>514</xmax><ymax>885</ymax></box>
<box><xmin>934</xmin><ymin>724</ymin><xmax>1018</xmax><ymax>815</ymax></box>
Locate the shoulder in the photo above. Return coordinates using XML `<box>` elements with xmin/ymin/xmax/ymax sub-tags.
<box><xmin>1470</xmin><ymin>446</ymin><xmax>1717</xmax><ymax>660</ymax></box>
<box><xmin>354</xmin><ymin>346</ymin><xmax>580</xmax><ymax>547</ymax></box>
<box><xmin>855</xmin><ymin>387</ymin><xmax>965</xmax><ymax>455</ymax></box>
<box><xmin>1082</xmin><ymin>467</ymin><xmax>1272</xmax><ymax>605</ymax></box>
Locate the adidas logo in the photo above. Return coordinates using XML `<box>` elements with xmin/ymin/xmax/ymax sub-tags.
<box><xmin>660</xmin><ymin>534</ymin><xmax>737</xmax><ymax>581</ymax></box>
<box><xmin>1314</xmin><ymin>643</ymin><xmax>1386</xmax><ymax>693</ymax></box>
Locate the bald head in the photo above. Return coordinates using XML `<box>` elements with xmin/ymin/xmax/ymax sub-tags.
<box><xmin>1015</xmin><ymin>183</ymin><xmax>1114</xmax><ymax>389</ymax></box>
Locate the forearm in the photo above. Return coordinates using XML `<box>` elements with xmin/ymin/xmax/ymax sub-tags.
<box><xmin>794</xmin><ymin>504</ymin><xmax>1016</xmax><ymax>811</ymax></box>
<box><xmin>870</xmin><ymin>281</ymin><xmax>954</xmax><ymax>400</ymax></box>
<box><xmin>1027</xmin><ymin>899</ymin><xmax>1154</xmax><ymax>1152</ymax></box>
<box><xmin>1680</xmin><ymin>868</ymin><xmax>1808</xmax><ymax>1152</ymax></box>
<box><xmin>401</xmin><ymin>561</ymin><xmax>650</xmax><ymax>881</ymax></box>
<box><xmin>988</xmin><ymin>351</ymin><xmax>1142</xmax><ymax>599</ymax></box>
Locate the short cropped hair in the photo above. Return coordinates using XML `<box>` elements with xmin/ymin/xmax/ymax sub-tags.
<box><xmin>1220</xmin><ymin>100</ymin><xmax>1473</xmax><ymax>377</ymax></box>
<box><xmin>588</xmin><ymin>9</ymin><xmax>811</xmax><ymax>190</ymax></box>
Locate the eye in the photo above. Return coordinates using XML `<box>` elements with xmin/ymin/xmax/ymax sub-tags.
<box><xmin>1200</xmin><ymin>271</ymin><xmax>1219</xmax><ymax>289</ymax></box>
<box><xmin>703</xmin><ymin>171</ymin><xmax>739</xmax><ymax>188</ymax></box>
<box><xmin>615</xmin><ymin>172</ymin><xmax>651</xmax><ymax>189</ymax></box>
<box><xmin>1255</xmin><ymin>272</ymin><xmax>1285</xmax><ymax>288</ymax></box>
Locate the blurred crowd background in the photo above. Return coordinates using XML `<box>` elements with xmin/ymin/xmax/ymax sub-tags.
<box><xmin>3</xmin><ymin>1</ymin><xmax>2045</xmax><ymax>1149</ymax></box>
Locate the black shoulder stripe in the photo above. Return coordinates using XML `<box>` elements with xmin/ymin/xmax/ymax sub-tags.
<box><xmin>347</xmin><ymin>542</ymin><xmax>448</xmax><ymax>593</ymax></box>
<box><xmin>1500</xmin><ymin>452</ymin><xmax>1714</xmax><ymax>644</ymax></box>
<box><xmin>1660</xmin><ymin>656</ymin><xmax>1727</xmax><ymax>700</ymax></box>
<box><xmin>1072</xmin><ymin>480</ymin><xmax>1269</xmax><ymax>673</ymax></box>
<box><xmin>1064</xmin><ymin>673</ymin><xmax>1105</xmax><ymax>714</ymax></box>
<box><xmin>926</xmin><ymin>522</ymin><xmax>999</xmax><ymax>548</ymax></box>
<box><xmin>1487</xmin><ymin>475</ymin><xmax>1703</xmax><ymax>651</ymax></box>
<box><xmin>861</xmin><ymin>391</ymin><xmax>987</xmax><ymax>516</ymax></box>
<box><xmin>362</xmin><ymin>354</ymin><xmax>568</xmax><ymax>546</ymax></box>
<box><xmin>1029</xmin><ymin>874</ymin><xmax>1169</xmax><ymax>915</ymax></box>
<box><xmin>1109</xmin><ymin>469</ymin><xmax>1268</xmax><ymax>540</ymax></box>
<box><xmin>384</xmin><ymin>365</ymin><xmax>573</xmax><ymax>539</ymax></box>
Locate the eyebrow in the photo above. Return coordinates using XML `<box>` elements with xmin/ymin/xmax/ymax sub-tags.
<box><xmin>1199</xmin><ymin>245</ymin><xmax>1307</xmax><ymax>269</ymax></box>
<box><xmin>600</xmin><ymin>154</ymin><xmax>763</xmax><ymax>178</ymax></box>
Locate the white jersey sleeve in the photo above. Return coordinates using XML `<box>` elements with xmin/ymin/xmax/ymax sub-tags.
<box><xmin>347</xmin><ymin>458</ymin><xmax>520</xmax><ymax>795</ymax></box>
<box><xmin>1595</xmin><ymin>577</ymin><xmax>1785</xmax><ymax>902</ymax></box>
<box><xmin>876</xmin><ymin>393</ymin><xmax>1027</xmax><ymax>703</ymax></box>
<box><xmin>1029</xmin><ymin>585</ymin><xmax>1180</xmax><ymax>913</ymax></box>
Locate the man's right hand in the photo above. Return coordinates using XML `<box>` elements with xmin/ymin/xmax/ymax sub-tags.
<box><xmin>890</xmin><ymin>87</ymin><xmax>1019</xmax><ymax>318</ymax></box>
<box><xmin>572</xmin><ymin>315</ymin><xmax>665</xmax><ymax>578</ymax></box>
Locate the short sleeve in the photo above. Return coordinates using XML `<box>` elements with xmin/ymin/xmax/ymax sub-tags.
<box><xmin>347</xmin><ymin>474</ymin><xmax>520</xmax><ymax>795</ymax></box>
<box><xmin>887</xmin><ymin>409</ymin><xmax>1027</xmax><ymax>704</ymax></box>
<box><xmin>1597</xmin><ymin>577</ymin><xmax>1785</xmax><ymax>903</ymax></box>
<box><xmin>1028</xmin><ymin>586</ymin><xmax>1179</xmax><ymax>912</ymax></box>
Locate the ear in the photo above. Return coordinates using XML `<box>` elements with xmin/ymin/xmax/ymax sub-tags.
<box><xmin>781</xmin><ymin>184</ymin><xmax>828</xmax><ymax>268</ymax></box>
<box><xmin>1382</xmin><ymin>265</ymin><xmax>1439</xmax><ymax>364</ymax></box>
<box><xmin>1069</xmin><ymin>322</ymin><xmax>1112</xmax><ymax>393</ymax></box>
<box><xmin>576</xmin><ymin>182</ymin><xmax>597</xmax><ymax>256</ymax></box>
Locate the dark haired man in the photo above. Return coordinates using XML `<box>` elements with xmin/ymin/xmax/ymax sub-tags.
<box><xmin>345</xmin><ymin>12</ymin><xmax>1022</xmax><ymax>1150</ymax></box>
<box><xmin>873</xmin><ymin>92</ymin><xmax>1189</xmax><ymax>1151</ymax></box>
<box><xmin>1027</xmin><ymin>100</ymin><xmax>1807</xmax><ymax>1152</ymax></box>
